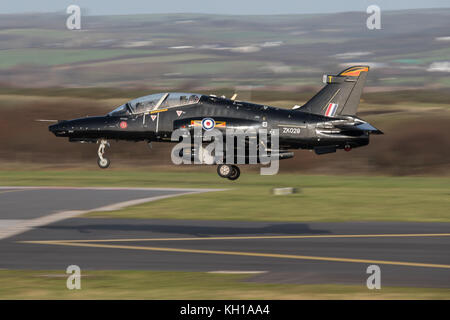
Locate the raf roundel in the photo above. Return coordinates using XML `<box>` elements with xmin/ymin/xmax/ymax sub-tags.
<box><xmin>201</xmin><ymin>118</ymin><xmax>215</xmax><ymax>131</ymax></box>
<box><xmin>119</xmin><ymin>121</ymin><xmax>128</xmax><ymax>129</ymax></box>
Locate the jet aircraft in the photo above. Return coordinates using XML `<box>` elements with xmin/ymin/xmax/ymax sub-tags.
<box><xmin>49</xmin><ymin>66</ymin><xmax>382</xmax><ymax>180</ymax></box>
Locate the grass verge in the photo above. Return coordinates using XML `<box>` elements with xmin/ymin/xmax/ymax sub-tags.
<box><xmin>0</xmin><ymin>270</ymin><xmax>449</xmax><ymax>300</ymax></box>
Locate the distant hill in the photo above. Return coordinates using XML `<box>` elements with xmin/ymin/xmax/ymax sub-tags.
<box><xmin>0</xmin><ymin>9</ymin><xmax>449</xmax><ymax>89</ymax></box>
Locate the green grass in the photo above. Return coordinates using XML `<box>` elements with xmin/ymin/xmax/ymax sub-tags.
<box><xmin>0</xmin><ymin>270</ymin><xmax>448</xmax><ymax>299</ymax></box>
<box><xmin>0</xmin><ymin>28</ymin><xmax>78</xmax><ymax>40</ymax></box>
<box><xmin>0</xmin><ymin>170</ymin><xmax>449</xmax><ymax>222</ymax></box>
<box><xmin>0</xmin><ymin>49</ymin><xmax>156</xmax><ymax>69</ymax></box>
<box><xmin>381</xmin><ymin>47</ymin><xmax>450</xmax><ymax>64</ymax></box>
<box><xmin>91</xmin><ymin>53</ymin><xmax>215</xmax><ymax>67</ymax></box>
<box><xmin>177</xmin><ymin>61</ymin><xmax>264</xmax><ymax>76</ymax></box>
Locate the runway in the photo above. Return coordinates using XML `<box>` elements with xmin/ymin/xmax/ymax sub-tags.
<box><xmin>1</xmin><ymin>187</ymin><xmax>449</xmax><ymax>288</ymax></box>
<box><xmin>0</xmin><ymin>186</ymin><xmax>219</xmax><ymax>239</ymax></box>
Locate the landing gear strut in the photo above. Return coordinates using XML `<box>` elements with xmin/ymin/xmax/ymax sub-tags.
<box><xmin>217</xmin><ymin>164</ymin><xmax>241</xmax><ymax>180</ymax></box>
<box><xmin>97</xmin><ymin>139</ymin><xmax>110</xmax><ymax>169</ymax></box>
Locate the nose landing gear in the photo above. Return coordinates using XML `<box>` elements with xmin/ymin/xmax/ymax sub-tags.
<box><xmin>217</xmin><ymin>164</ymin><xmax>241</xmax><ymax>180</ymax></box>
<box><xmin>97</xmin><ymin>139</ymin><xmax>111</xmax><ymax>169</ymax></box>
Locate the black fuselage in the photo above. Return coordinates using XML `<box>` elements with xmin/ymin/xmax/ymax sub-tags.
<box><xmin>49</xmin><ymin>95</ymin><xmax>369</xmax><ymax>152</ymax></box>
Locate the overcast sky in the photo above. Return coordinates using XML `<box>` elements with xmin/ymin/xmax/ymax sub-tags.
<box><xmin>1</xmin><ymin>0</ymin><xmax>449</xmax><ymax>15</ymax></box>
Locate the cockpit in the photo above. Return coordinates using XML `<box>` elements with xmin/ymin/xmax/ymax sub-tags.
<box><xmin>108</xmin><ymin>92</ymin><xmax>202</xmax><ymax>116</ymax></box>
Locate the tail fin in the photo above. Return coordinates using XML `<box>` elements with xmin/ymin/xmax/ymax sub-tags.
<box><xmin>299</xmin><ymin>66</ymin><xmax>369</xmax><ymax>117</ymax></box>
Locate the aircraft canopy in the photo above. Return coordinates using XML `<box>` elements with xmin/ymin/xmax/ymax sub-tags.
<box><xmin>108</xmin><ymin>92</ymin><xmax>202</xmax><ymax>116</ymax></box>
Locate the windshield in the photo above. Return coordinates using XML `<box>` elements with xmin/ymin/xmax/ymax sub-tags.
<box><xmin>127</xmin><ymin>92</ymin><xmax>202</xmax><ymax>114</ymax></box>
<box><xmin>108</xmin><ymin>104</ymin><xmax>130</xmax><ymax>116</ymax></box>
<box><xmin>129</xmin><ymin>93</ymin><xmax>166</xmax><ymax>113</ymax></box>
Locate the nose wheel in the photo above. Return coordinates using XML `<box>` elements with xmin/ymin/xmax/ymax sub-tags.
<box><xmin>217</xmin><ymin>164</ymin><xmax>241</xmax><ymax>180</ymax></box>
<box><xmin>97</xmin><ymin>139</ymin><xmax>111</xmax><ymax>169</ymax></box>
<box><xmin>97</xmin><ymin>157</ymin><xmax>110</xmax><ymax>169</ymax></box>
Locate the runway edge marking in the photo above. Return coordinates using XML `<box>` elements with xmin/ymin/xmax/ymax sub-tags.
<box><xmin>21</xmin><ymin>233</ymin><xmax>450</xmax><ymax>243</ymax></box>
<box><xmin>0</xmin><ymin>188</ymin><xmax>224</xmax><ymax>240</ymax></box>
<box><xmin>21</xmin><ymin>241</ymin><xmax>450</xmax><ymax>270</ymax></box>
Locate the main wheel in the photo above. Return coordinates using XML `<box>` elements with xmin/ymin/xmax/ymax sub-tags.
<box><xmin>97</xmin><ymin>157</ymin><xmax>110</xmax><ymax>169</ymax></box>
<box><xmin>217</xmin><ymin>164</ymin><xmax>232</xmax><ymax>178</ymax></box>
<box><xmin>228</xmin><ymin>165</ymin><xmax>241</xmax><ymax>181</ymax></box>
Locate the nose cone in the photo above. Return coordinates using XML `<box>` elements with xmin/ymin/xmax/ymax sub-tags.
<box><xmin>49</xmin><ymin>121</ymin><xmax>67</xmax><ymax>136</ymax></box>
<box><xmin>49</xmin><ymin>116</ymin><xmax>107</xmax><ymax>138</ymax></box>
<box><xmin>48</xmin><ymin>123</ymin><xmax>58</xmax><ymax>132</ymax></box>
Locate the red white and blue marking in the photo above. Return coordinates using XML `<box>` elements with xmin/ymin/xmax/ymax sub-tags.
<box><xmin>325</xmin><ymin>103</ymin><xmax>338</xmax><ymax>117</ymax></box>
<box><xmin>201</xmin><ymin>118</ymin><xmax>215</xmax><ymax>131</ymax></box>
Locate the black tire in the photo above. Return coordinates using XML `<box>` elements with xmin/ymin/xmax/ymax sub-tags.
<box><xmin>228</xmin><ymin>165</ymin><xmax>241</xmax><ymax>180</ymax></box>
<box><xmin>97</xmin><ymin>157</ymin><xmax>110</xmax><ymax>169</ymax></box>
<box><xmin>217</xmin><ymin>164</ymin><xmax>232</xmax><ymax>178</ymax></box>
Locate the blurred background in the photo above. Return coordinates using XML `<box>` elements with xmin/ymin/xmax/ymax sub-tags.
<box><xmin>0</xmin><ymin>0</ymin><xmax>450</xmax><ymax>301</ymax></box>
<box><xmin>0</xmin><ymin>1</ymin><xmax>449</xmax><ymax>175</ymax></box>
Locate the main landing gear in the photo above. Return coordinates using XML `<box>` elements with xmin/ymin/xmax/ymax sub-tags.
<box><xmin>97</xmin><ymin>139</ymin><xmax>110</xmax><ymax>169</ymax></box>
<box><xmin>217</xmin><ymin>164</ymin><xmax>241</xmax><ymax>181</ymax></box>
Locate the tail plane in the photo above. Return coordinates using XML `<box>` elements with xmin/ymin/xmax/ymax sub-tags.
<box><xmin>299</xmin><ymin>66</ymin><xmax>369</xmax><ymax>117</ymax></box>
